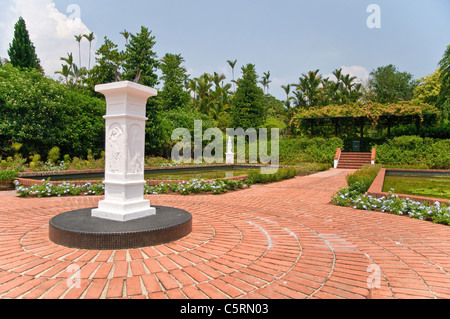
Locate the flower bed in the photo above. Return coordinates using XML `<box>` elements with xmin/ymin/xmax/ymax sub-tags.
<box><xmin>332</xmin><ymin>167</ymin><xmax>450</xmax><ymax>226</ymax></box>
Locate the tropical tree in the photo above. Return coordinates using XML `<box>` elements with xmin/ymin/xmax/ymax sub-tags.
<box><xmin>123</xmin><ymin>26</ymin><xmax>159</xmax><ymax>87</ymax></box>
<box><xmin>7</xmin><ymin>17</ymin><xmax>42</xmax><ymax>72</ymax></box>
<box><xmin>120</xmin><ymin>29</ymin><xmax>130</xmax><ymax>45</ymax></box>
<box><xmin>260</xmin><ymin>71</ymin><xmax>272</xmax><ymax>94</ymax></box>
<box><xmin>227</xmin><ymin>59</ymin><xmax>237</xmax><ymax>92</ymax></box>
<box><xmin>55</xmin><ymin>64</ymin><xmax>71</xmax><ymax>86</ymax></box>
<box><xmin>60</xmin><ymin>52</ymin><xmax>74</xmax><ymax>74</ymax></box>
<box><xmin>74</xmin><ymin>34</ymin><xmax>83</xmax><ymax>68</ymax></box>
<box><xmin>87</xmin><ymin>36</ymin><xmax>122</xmax><ymax>88</ymax></box>
<box><xmin>83</xmin><ymin>32</ymin><xmax>95</xmax><ymax>70</ymax></box>
<box><xmin>367</xmin><ymin>64</ymin><xmax>417</xmax><ymax>103</ymax></box>
<box><xmin>437</xmin><ymin>45</ymin><xmax>450</xmax><ymax>118</ymax></box>
<box><xmin>293</xmin><ymin>70</ymin><xmax>322</xmax><ymax>108</ymax></box>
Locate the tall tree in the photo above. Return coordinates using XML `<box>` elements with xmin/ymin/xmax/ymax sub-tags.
<box><xmin>367</xmin><ymin>64</ymin><xmax>417</xmax><ymax>103</ymax></box>
<box><xmin>87</xmin><ymin>36</ymin><xmax>122</xmax><ymax>87</ymax></box>
<box><xmin>7</xmin><ymin>17</ymin><xmax>42</xmax><ymax>72</ymax></box>
<box><xmin>159</xmin><ymin>53</ymin><xmax>191</xmax><ymax>110</ymax></box>
<box><xmin>74</xmin><ymin>34</ymin><xmax>83</xmax><ymax>68</ymax></box>
<box><xmin>232</xmin><ymin>64</ymin><xmax>265</xmax><ymax>129</ymax></box>
<box><xmin>120</xmin><ymin>29</ymin><xmax>130</xmax><ymax>45</ymax></box>
<box><xmin>83</xmin><ymin>32</ymin><xmax>95</xmax><ymax>70</ymax></box>
<box><xmin>260</xmin><ymin>71</ymin><xmax>272</xmax><ymax>94</ymax></box>
<box><xmin>227</xmin><ymin>59</ymin><xmax>237</xmax><ymax>92</ymax></box>
<box><xmin>123</xmin><ymin>26</ymin><xmax>159</xmax><ymax>87</ymax></box>
<box><xmin>293</xmin><ymin>70</ymin><xmax>322</xmax><ymax>108</ymax></box>
<box><xmin>437</xmin><ymin>45</ymin><xmax>450</xmax><ymax>116</ymax></box>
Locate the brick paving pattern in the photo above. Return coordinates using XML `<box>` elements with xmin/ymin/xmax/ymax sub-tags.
<box><xmin>0</xmin><ymin>168</ymin><xmax>449</xmax><ymax>299</ymax></box>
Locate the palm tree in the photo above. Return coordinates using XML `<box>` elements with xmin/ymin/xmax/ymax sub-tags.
<box><xmin>261</xmin><ymin>71</ymin><xmax>271</xmax><ymax>94</ymax></box>
<box><xmin>294</xmin><ymin>70</ymin><xmax>322</xmax><ymax>108</ymax></box>
<box><xmin>83</xmin><ymin>32</ymin><xmax>95</xmax><ymax>70</ymax></box>
<box><xmin>70</xmin><ymin>64</ymin><xmax>85</xmax><ymax>86</ymax></box>
<box><xmin>60</xmin><ymin>52</ymin><xmax>74</xmax><ymax>74</ymax></box>
<box><xmin>227</xmin><ymin>59</ymin><xmax>237</xmax><ymax>92</ymax></box>
<box><xmin>55</xmin><ymin>64</ymin><xmax>70</xmax><ymax>86</ymax></box>
<box><xmin>74</xmin><ymin>34</ymin><xmax>83</xmax><ymax>68</ymax></box>
<box><xmin>438</xmin><ymin>45</ymin><xmax>450</xmax><ymax>107</ymax></box>
<box><xmin>188</xmin><ymin>79</ymin><xmax>198</xmax><ymax>108</ymax></box>
<box><xmin>281</xmin><ymin>84</ymin><xmax>292</xmax><ymax>108</ymax></box>
<box><xmin>120</xmin><ymin>29</ymin><xmax>130</xmax><ymax>45</ymax></box>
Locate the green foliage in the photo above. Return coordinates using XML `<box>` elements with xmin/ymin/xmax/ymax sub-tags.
<box><xmin>375</xmin><ymin>136</ymin><xmax>450</xmax><ymax>169</ymax></box>
<box><xmin>0</xmin><ymin>64</ymin><xmax>106</xmax><ymax>158</ymax></box>
<box><xmin>232</xmin><ymin>64</ymin><xmax>265</xmax><ymax>129</ymax></box>
<box><xmin>87</xmin><ymin>37</ymin><xmax>122</xmax><ymax>89</ymax></box>
<box><xmin>279</xmin><ymin>137</ymin><xmax>343</xmax><ymax>164</ymax></box>
<box><xmin>367</xmin><ymin>64</ymin><xmax>417</xmax><ymax>103</ymax></box>
<box><xmin>247</xmin><ymin>167</ymin><xmax>299</xmax><ymax>184</ymax></box>
<box><xmin>159</xmin><ymin>53</ymin><xmax>191</xmax><ymax>110</ymax></box>
<box><xmin>47</xmin><ymin>147</ymin><xmax>60</xmax><ymax>164</ymax></box>
<box><xmin>123</xmin><ymin>26</ymin><xmax>159</xmax><ymax>87</ymax></box>
<box><xmin>345</xmin><ymin>164</ymin><xmax>382</xmax><ymax>193</ymax></box>
<box><xmin>0</xmin><ymin>170</ymin><xmax>18</xmax><ymax>181</ymax></box>
<box><xmin>146</xmin><ymin>107</ymin><xmax>217</xmax><ymax>157</ymax></box>
<box><xmin>7</xmin><ymin>17</ymin><xmax>42</xmax><ymax>72</ymax></box>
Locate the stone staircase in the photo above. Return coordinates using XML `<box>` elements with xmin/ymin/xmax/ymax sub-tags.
<box><xmin>334</xmin><ymin>148</ymin><xmax>376</xmax><ymax>169</ymax></box>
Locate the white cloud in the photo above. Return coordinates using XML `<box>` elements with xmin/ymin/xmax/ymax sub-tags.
<box><xmin>0</xmin><ymin>0</ymin><xmax>95</xmax><ymax>77</ymax></box>
<box><xmin>325</xmin><ymin>65</ymin><xmax>370</xmax><ymax>83</ymax></box>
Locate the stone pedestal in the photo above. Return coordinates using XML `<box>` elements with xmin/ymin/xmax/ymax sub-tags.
<box><xmin>226</xmin><ymin>137</ymin><xmax>235</xmax><ymax>165</ymax></box>
<box><xmin>91</xmin><ymin>81</ymin><xmax>157</xmax><ymax>222</ymax></box>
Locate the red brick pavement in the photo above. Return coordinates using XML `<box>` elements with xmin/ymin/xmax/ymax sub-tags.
<box><xmin>0</xmin><ymin>168</ymin><xmax>449</xmax><ymax>299</ymax></box>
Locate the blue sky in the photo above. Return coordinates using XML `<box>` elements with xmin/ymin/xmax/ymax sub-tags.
<box><xmin>1</xmin><ymin>0</ymin><xmax>449</xmax><ymax>100</ymax></box>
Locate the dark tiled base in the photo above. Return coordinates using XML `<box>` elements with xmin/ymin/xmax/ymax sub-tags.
<box><xmin>49</xmin><ymin>206</ymin><xmax>192</xmax><ymax>250</ymax></box>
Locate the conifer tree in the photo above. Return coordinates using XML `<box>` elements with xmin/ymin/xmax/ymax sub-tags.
<box><xmin>8</xmin><ymin>17</ymin><xmax>42</xmax><ymax>72</ymax></box>
<box><xmin>159</xmin><ymin>53</ymin><xmax>191</xmax><ymax>110</ymax></box>
<box><xmin>123</xmin><ymin>26</ymin><xmax>159</xmax><ymax>87</ymax></box>
<box><xmin>232</xmin><ymin>64</ymin><xmax>265</xmax><ymax>129</ymax></box>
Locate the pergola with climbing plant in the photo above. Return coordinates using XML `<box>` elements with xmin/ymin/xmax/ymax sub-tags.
<box><xmin>293</xmin><ymin>101</ymin><xmax>440</xmax><ymax>150</ymax></box>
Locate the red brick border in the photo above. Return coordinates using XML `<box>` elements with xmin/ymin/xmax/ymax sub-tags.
<box><xmin>367</xmin><ymin>168</ymin><xmax>450</xmax><ymax>205</ymax></box>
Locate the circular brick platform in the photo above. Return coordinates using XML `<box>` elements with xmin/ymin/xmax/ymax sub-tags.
<box><xmin>0</xmin><ymin>169</ymin><xmax>449</xmax><ymax>300</ymax></box>
<box><xmin>49</xmin><ymin>206</ymin><xmax>192</xmax><ymax>250</ymax></box>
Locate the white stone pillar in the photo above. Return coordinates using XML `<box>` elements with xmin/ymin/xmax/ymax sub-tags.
<box><xmin>225</xmin><ymin>136</ymin><xmax>235</xmax><ymax>165</ymax></box>
<box><xmin>91</xmin><ymin>81</ymin><xmax>157</xmax><ymax>222</ymax></box>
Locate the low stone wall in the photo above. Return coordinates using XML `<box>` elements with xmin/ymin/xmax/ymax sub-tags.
<box><xmin>367</xmin><ymin>168</ymin><xmax>450</xmax><ymax>205</ymax></box>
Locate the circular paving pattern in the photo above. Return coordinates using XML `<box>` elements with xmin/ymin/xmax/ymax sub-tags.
<box><xmin>1</xmin><ymin>169</ymin><xmax>450</xmax><ymax>299</ymax></box>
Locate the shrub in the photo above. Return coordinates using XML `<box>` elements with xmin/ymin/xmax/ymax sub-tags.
<box><xmin>47</xmin><ymin>147</ymin><xmax>60</xmax><ymax>164</ymax></box>
<box><xmin>375</xmin><ymin>136</ymin><xmax>450</xmax><ymax>169</ymax></box>
<box><xmin>0</xmin><ymin>170</ymin><xmax>18</xmax><ymax>181</ymax></box>
<box><xmin>279</xmin><ymin>137</ymin><xmax>343</xmax><ymax>164</ymax></box>
<box><xmin>247</xmin><ymin>167</ymin><xmax>299</xmax><ymax>184</ymax></box>
<box><xmin>345</xmin><ymin>164</ymin><xmax>382</xmax><ymax>194</ymax></box>
<box><xmin>0</xmin><ymin>64</ymin><xmax>105</xmax><ymax>159</ymax></box>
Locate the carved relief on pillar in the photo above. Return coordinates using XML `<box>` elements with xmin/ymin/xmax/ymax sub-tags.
<box><xmin>107</xmin><ymin>123</ymin><xmax>124</xmax><ymax>174</ymax></box>
<box><xmin>127</xmin><ymin>124</ymin><xmax>144</xmax><ymax>175</ymax></box>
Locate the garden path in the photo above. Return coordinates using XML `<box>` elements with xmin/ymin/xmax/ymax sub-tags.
<box><xmin>0</xmin><ymin>168</ymin><xmax>449</xmax><ymax>299</ymax></box>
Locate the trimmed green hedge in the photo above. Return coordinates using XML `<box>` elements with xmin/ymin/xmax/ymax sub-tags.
<box><xmin>375</xmin><ymin>136</ymin><xmax>450</xmax><ymax>169</ymax></box>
